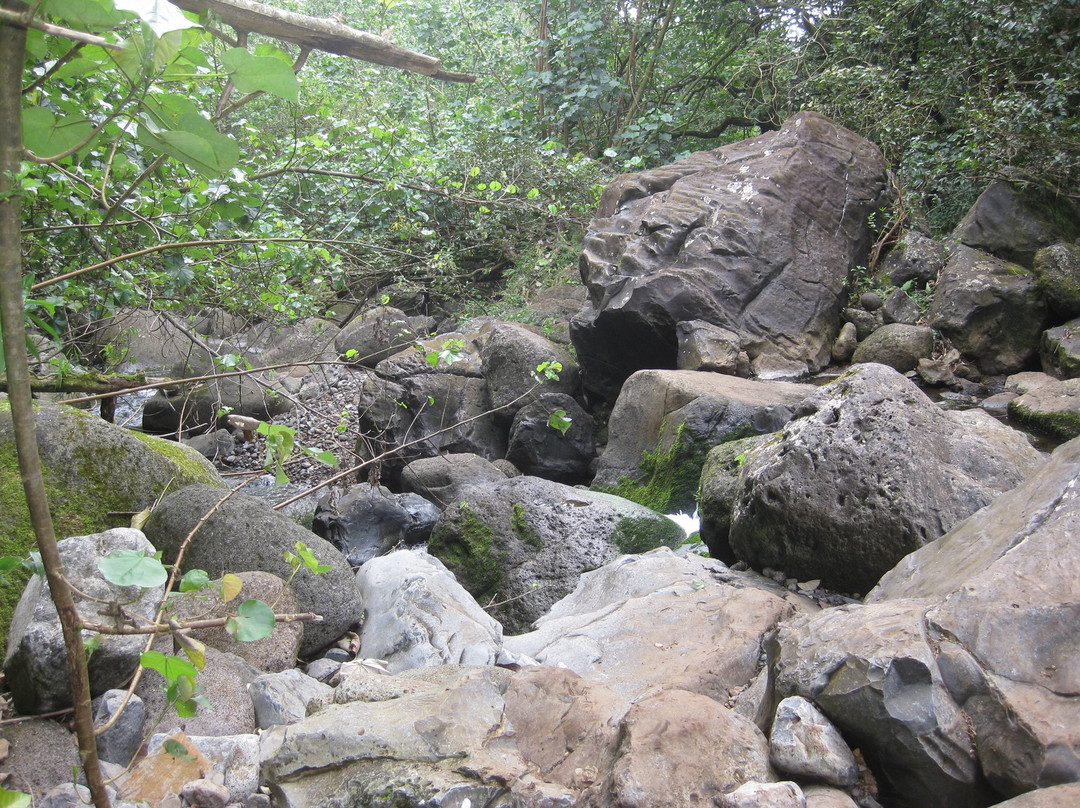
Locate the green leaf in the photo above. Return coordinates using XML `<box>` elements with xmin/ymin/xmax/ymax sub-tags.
<box><xmin>179</xmin><ymin>568</ymin><xmax>211</xmax><ymax>592</ymax></box>
<box><xmin>22</xmin><ymin>107</ymin><xmax>94</xmax><ymax>157</ymax></box>
<box><xmin>222</xmin><ymin>48</ymin><xmax>299</xmax><ymax>103</ymax></box>
<box><xmin>0</xmin><ymin>787</ymin><xmax>32</xmax><ymax>808</ymax></box>
<box><xmin>224</xmin><ymin>599</ymin><xmax>276</xmax><ymax>642</ymax></box>
<box><xmin>141</xmin><ymin>650</ymin><xmax>198</xmax><ymax>684</ymax></box>
<box><xmin>137</xmin><ymin>113</ymin><xmax>240</xmax><ymax>178</ymax></box>
<box><xmin>98</xmin><ymin>549</ymin><xmax>168</xmax><ymax>588</ymax></box>
<box><xmin>294</xmin><ymin>542</ymin><xmax>332</xmax><ymax>574</ymax></box>
<box><xmin>42</xmin><ymin>0</ymin><xmax>124</xmax><ymax>28</ymax></box>
<box><xmin>163</xmin><ymin>738</ymin><xmax>196</xmax><ymax>762</ymax></box>
<box><xmin>548</xmin><ymin>409</ymin><xmax>573</xmax><ymax>436</ymax></box>
<box><xmin>113</xmin><ymin>0</ymin><xmax>199</xmax><ymax>37</ymax></box>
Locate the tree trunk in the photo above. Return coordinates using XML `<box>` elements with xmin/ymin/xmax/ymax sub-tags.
<box><xmin>0</xmin><ymin>4</ymin><xmax>111</xmax><ymax>806</ymax></box>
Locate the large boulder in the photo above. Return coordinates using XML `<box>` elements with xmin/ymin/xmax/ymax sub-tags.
<box><xmin>506</xmin><ymin>392</ymin><xmax>595</xmax><ymax>484</ymax></box>
<box><xmin>355</xmin><ymin>549</ymin><xmax>503</xmax><ymax>672</ymax></box>
<box><xmin>591</xmin><ymin>369</ymin><xmax>813</xmax><ymax>514</ymax></box>
<box><xmin>774</xmin><ymin>600</ymin><xmax>992</xmax><ymax>808</ymax></box>
<box><xmin>572</xmin><ymin>111</ymin><xmax>892</xmax><ymax>401</ymax></box>
<box><xmin>951</xmin><ymin>181</ymin><xmax>1077</xmax><ymax>268</ymax></box>
<box><xmin>399</xmin><ymin>452</ymin><xmax>513</xmax><ymax>508</ymax></box>
<box><xmin>143</xmin><ymin>484</ymin><xmax>363</xmax><ymax>655</ymax></box>
<box><xmin>876</xmin><ymin>231</ymin><xmax>947</xmax><ymax>289</ymax></box>
<box><xmin>1033</xmin><ymin>242</ymin><xmax>1080</xmax><ymax>319</ymax></box>
<box><xmin>0</xmin><ymin>402</ymin><xmax>223</xmax><ymax>646</ymax></box>
<box><xmin>1040</xmin><ymin>317</ymin><xmax>1080</xmax><ymax>379</ymax></box>
<box><xmin>579</xmin><ymin>689</ymin><xmax>777</xmax><ymax>808</ymax></box>
<box><xmin>505</xmin><ymin>549</ymin><xmax>809</xmax><ymax>718</ymax></box>
<box><xmin>927</xmin><ymin>244</ymin><xmax>1048</xmax><ymax>375</ymax></box>
<box><xmin>869</xmin><ymin>434</ymin><xmax>1080</xmax><ymax>798</ymax></box>
<box><xmin>260</xmin><ymin>666</ymin><xmax>575</xmax><ymax>808</ymax></box>
<box><xmin>334</xmin><ymin>305</ymin><xmax>420</xmax><ymax>367</ymax></box>
<box><xmin>4</xmin><ymin>528</ymin><xmax>166</xmax><ymax>714</ymax></box>
<box><xmin>479</xmin><ymin>321</ymin><xmax>580</xmax><ymax>421</ymax></box>
<box><xmin>728</xmin><ymin>364</ymin><xmax>1044</xmax><ymax>594</ymax></box>
<box><xmin>426</xmin><ymin>476</ymin><xmax>685</xmax><ymax>634</ymax></box>
<box><xmin>311</xmin><ymin>484</ymin><xmax>441</xmax><ymax>566</ymax></box>
<box><xmin>1007</xmin><ymin>376</ymin><xmax>1080</xmax><ymax>439</ymax></box>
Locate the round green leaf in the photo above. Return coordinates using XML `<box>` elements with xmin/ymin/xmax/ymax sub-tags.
<box><xmin>222</xmin><ymin>47</ymin><xmax>299</xmax><ymax>103</ymax></box>
<box><xmin>224</xmin><ymin>599</ymin><xmax>276</xmax><ymax>642</ymax></box>
<box><xmin>22</xmin><ymin>107</ymin><xmax>94</xmax><ymax>158</ymax></box>
<box><xmin>98</xmin><ymin>549</ymin><xmax>168</xmax><ymax>588</ymax></box>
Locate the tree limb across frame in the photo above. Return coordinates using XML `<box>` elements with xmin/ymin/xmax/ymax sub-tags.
<box><xmin>166</xmin><ymin>0</ymin><xmax>476</xmax><ymax>83</ymax></box>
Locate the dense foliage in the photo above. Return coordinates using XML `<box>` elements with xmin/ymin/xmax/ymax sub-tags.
<box><xmin>12</xmin><ymin>0</ymin><xmax>1080</xmax><ymax>365</ymax></box>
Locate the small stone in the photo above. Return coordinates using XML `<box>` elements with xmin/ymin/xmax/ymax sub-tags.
<box><xmin>180</xmin><ymin>779</ymin><xmax>230</xmax><ymax>808</ymax></box>
<box><xmin>770</xmin><ymin>696</ymin><xmax>859</xmax><ymax>788</ymax></box>
<box><xmin>860</xmin><ymin>291</ymin><xmax>883</xmax><ymax>311</ymax></box>
<box><xmin>716</xmin><ymin>780</ymin><xmax>805</xmax><ymax>808</ymax></box>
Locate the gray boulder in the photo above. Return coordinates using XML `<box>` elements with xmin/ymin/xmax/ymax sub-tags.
<box><xmin>676</xmin><ymin>320</ymin><xmax>743</xmax><ymax>373</ymax></box>
<box><xmin>716</xmin><ymin>781</ymin><xmax>805</xmax><ymax>808</ymax></box>
<box><xmin>312</xmin><ymin>484</ymin><xmax>441</xmax><ymax>566</ymax></box>
<box><xmin>163</xmin><ymin>570</ymin><xmax>303</xmax><ymax>673</ymax></box>
<box><xmin>775</xmin><ymin>600</ymin><xmax>990</xmax><ymax>808</ymax></box>
<box><xmin>880</xmin><ymin>287</ymin><xmax>922</xmax><ymax>325</ymax></box>
<box><xmin>952</xmin><ymin>181</ymin><xmax>1076</xmax><ymax>267</ymax></box>
<box><xmin>870</xmin><ymin>434</ymin><xmax>1080</xmax><ymax>797</ymax></box>
<box><xmin>260</xmin><ymin>667</ymin><xmax>574</xmax><ymax>808</ymax></box>
<box><xmin>572</xmin><ymin>111</ymin><xmax>892</xmax><ymax>401</ymax></box>
<box><xmin>400</xmin><ymin>452</ymin><xmax>512</xmax><ymax>508</ymax></box>
<box><xmin>580</xmin><ymin>689</ymin><xmax>777</xmax><ymax>807</ymax></box>
<box><xmin>1033</xmin><ymin>242</ymin><xmax>1080</xmax><ymax>318</ymax></box>
<box><xmin>4</xmin><ymin>528</ymin><xmax>166</xmax><ymax>714</ymax></box>
<box><xmin>141</xmin><ymin>371</ymin><xmax>294</xmax><ymax>435</ymax></box>
<box><xmin>146</xmin><ymin>732</ymin><xmax>261</xmax><ymax>805</ymax></box>
<box><xmin>355</xmin><ymin>549</ymin><xmax>502</xmax><ymax>672</ymax></box>
<box><xmin>143</xmin><ymin>484</ymin><xmax>363</xmax><ymax>655</ymax></box>
<box><xmin>479</xmin><ymin>321</ymin><xmax>580</xmax><ymax>420</ymax></box>
<box><xmin>427</xmin><ymin>476</ymin><xmax>685</xmax><ymax>634</ymax></box>
<box><xmin>93</xmin><ymin>689</ymin><xmax>145</xmax><ymax>766</ymax></box>
<box><xmin>850</xmin><ymin>323</ymin><xmax>934</xmax><ymax>372</ymax></box>
<box><xmin>987</xmin><ymin>784</ymin><xmax>1080</xmax><ymax>807</ymax></box>
<box><xmin>1007</xmin><ymin>376</ymin><xmax>1080</xmax><ymax>440</ymax></box>
<box><xmin>769</xmin><ymin>696</ymin><xmax>858</xmax><ymax>788</ymax></box>
<box><xmin>729</xmin><ymin>364</ymin><xmax>1043</xmax><ymax>594</ymax></box>
<box><xmin>506</xmin><ymin>392</ymin><xmax>595</xmax><ymax>483</ymax></box>
<box><xmin>249</xmin><ymin>668</ymin><xmax>334</xmax><ymax>729</ymax></box>
<box><xmin>877</xmin><ymin>231</ymin><xmax>946</xmax><ymax>288</ymax></box>
<box><xmin>353</xmin><ymin>370</ymin><xmax>505</xmax><ymax>487</ymax></box>
<box><xmin>927</xmin><ymin>244</ymin><xmax>1047</xmax><ymax>375</ymax></box>
<box><xmin>505</xmin><ymin>549</ymin><xmax>808</xmax><ymax>715</ymax></box>
<box><xmin>1040</xmin><ymin>317</ymin><xmax>1080</xmax><ymax>379</ymax></box>
<box><xmin>334</xmin><ymin>305</ymin><xmax>419</xmax><ymax>366</ymax></box>
<box><xmin>698</xmin><ymin>433</ymin><xmax>774</xmax><ymax>564</ymax></box>
<box><xmin>591</xmin><ymin>369</ymin><xmax>813</xmax><ymax>514</ymax></box>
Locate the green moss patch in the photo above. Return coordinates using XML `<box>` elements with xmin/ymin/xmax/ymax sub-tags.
<box><xmin>511</xmin><ymin>503</ymin><xmax>543</xmax><ymax>549</ymax></box>
<box><xmin>1007</xmin><ymin>398</ymin><xmax>1080</xmax><ymax>440</ymax></box>
<box><xmin>428</xmin><ymin>507</ymin><xmax>504</xmax><ymax>601</ymax></box>
<box><xmin>596</xmin><ymin>420</ymin><xmax>750</xmax><ymax>515</ymax></box>
<box><xmin>611</xmin><ymin>515</ymin><xmax>685</xmax><ymax>555</ymax></box>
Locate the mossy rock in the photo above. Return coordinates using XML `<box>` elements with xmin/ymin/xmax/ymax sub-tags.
<box><xmin>427</xmin><ymin>476</ymin><xmax>684</xmax><ymax>634</ymax></box>
<box><xmin>0</xmin><ymin>402</ymin><xmax>225</xmax><ymax>647</ymax></box>
<box><xmin>1007</xmin><ymin>380</ymin><xmax>1080</xmax><ymax>440</ymax></box>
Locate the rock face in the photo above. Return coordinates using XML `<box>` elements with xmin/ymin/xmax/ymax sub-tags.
<box><xmin>311</xmin><ymin>484</ymin><xmax>441</xmax><ymax>566</ymax></box>
<box><xmin>355</xmin><ymin>549</ymin><xmax>503</xmax><ymax>672</ymax></box>
<box><xmin>728</xmin><ymin>363</ymin><xmax>1043</xmax><ymax>594</ymax></box>
<box><xmin>427</xmin><ymin>476</ymin><xmax>685</xmax><ymax>634</ymax></box>
<box><xmin>775</xmin><ymin>600</ymin><xmax>990</xmax><ymax>808</ymax></box>
<box><xmin>400</xmin><ymin>452</ymin><xmax>513</xmax><ymax>508</ymax></box>
<box><xmin>143</xmin><ymin>484</ymin><xmax>363</xmax><ymax>655</ymax></box>
<box><xmin>927</xmin><ymin>244</ymin><xmax>1047</xmax><ymax>375</ymax></box>
<box><xmin>4</xmin><ymin>528</ymin><xmax>166</xmax><ymax>714</ymax></box>
<box><xmin>572</xmin><ymin>111</ymin><xmax>892</xmax><ymax>401</ymax></box>
<box><xmin>850</xmin><ymin>323</ymin><xmax>934</xmax><ymax>372</ymax></box>
<box><xmin>506</xmin><ymin>549</ymin><xmax>808</xmax><ymax>716</ymax></box>
<box><xmin>592</xmin><ymin>369</ymin><xmax>813</xmax><ymax>514</ymax></box>
<box><xmin>506</xmin><ymin>392</ymin><xmax>595</xmax><ymax>483</ymax></box>
<box><xmin>1008</xmin><ymin>376</ymin><xmax>1080</xmax><ymax>439</ymax></box>
<box><xmin>951</xmin><ymin>180</ymin><xmax>1076</xmax><ymax>267</ymax></box>
<box><xmin>1033</xmin><ymin>242</ymin><xmax>1080</xmax><ymax>318</ymax></box>
<box><xmin>869</xmin><ymin>434</ymin><xmax>1080</xmax><ymax>799</ymax></box>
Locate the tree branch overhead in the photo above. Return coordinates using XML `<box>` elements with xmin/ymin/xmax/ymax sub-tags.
<box><xmin>165</xmin><ymin>0</ymin><xmax>476</xmax><ymax>83</ymax></box>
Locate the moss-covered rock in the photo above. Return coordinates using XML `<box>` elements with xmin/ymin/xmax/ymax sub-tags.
<box><xmin>592</xmin><ymin>370</ymin><xmax>812</xmax><ymax>515</ymax></box>
<box><xmin>427</xmin><ymin>476</ymin><xmax>684</xmax><ymax>634</ymax></box>
<box><xmin>1007</xmin><ymin>378</ymin><xmax>1080</xmax><ymax>440</ymax></box>
<box><xmin>0</xmin><ymin>402</ymin><xmax>225</xmax><ymax>646</ymax></box>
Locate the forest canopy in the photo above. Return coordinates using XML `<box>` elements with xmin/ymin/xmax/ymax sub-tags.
<box><xmin>9</xmin><ymin>0</ymin><xmax>1080</xmax><ymax>359</ymax></box>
